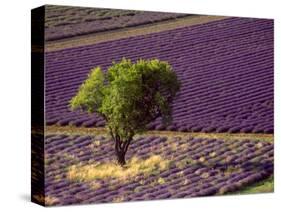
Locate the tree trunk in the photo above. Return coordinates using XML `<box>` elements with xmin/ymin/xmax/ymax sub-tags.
<box><xmin>114</xmin><ymin>135</ymin><xmax>132</xmax><ymax>167</ymax></box>
<box><xmin>116</xmin><ymin>150</ymin><xmax>126</xmax><ymax>166</ymax></box>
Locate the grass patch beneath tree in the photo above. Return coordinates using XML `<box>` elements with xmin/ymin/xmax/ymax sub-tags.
<box><xmin>67</xmin><ymin>155</ymin><xmax>170</xmax><ymax>182</ymax></box>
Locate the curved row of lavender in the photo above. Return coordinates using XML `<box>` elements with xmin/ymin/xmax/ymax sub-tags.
<box><xmin>44</xmin><ymin>134</ymin><xmax>273</xmax><ymax>205</ymax></box>
<box><xmin>46</xmin><ymin>17</ymin><xmax>274</xmax><ymax>133</ymax></box>
<box><xmin>45</xmin><ymin>5</ymin><xmax>188</xmax><ymax>41</ymax></box>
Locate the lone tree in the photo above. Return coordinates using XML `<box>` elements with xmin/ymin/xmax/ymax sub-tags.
<box><xmin>70</xmin><ymin>58</ymin><xmax>180</xmax><ymax>166</ymax></box>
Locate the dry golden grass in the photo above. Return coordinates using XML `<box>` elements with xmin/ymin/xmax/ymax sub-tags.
<box><xmin>157</xmin><ymin>177</ymin><xmax>166</xmax><ymax>184</ymax></box>
<box><xmin>112</xmin><ymin>196</ymin><xmax>125</xmax><ymax>203</ymax></box>
<box><xmin>45</xmin><ymin>196</ymin><xmax>59</xmax><ymax>206</ymax></box>
<box><xmin>46</xmin><ymin>125</ymin><xmax>274</xmax><ymax>143</ymax></box>
<box><xmin>67</xmin><ymin>155</ymin><xmax>170</xmax><ymax>182</ymax></box>
<box><xmin>89</xmin><ymin>181</ymin><xmax>102</xmax><ymax>190</ymax></box>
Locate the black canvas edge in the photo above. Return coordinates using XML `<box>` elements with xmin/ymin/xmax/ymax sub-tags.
<box><xmin>31</xmin><ymin>5</ymin><xmax>45</xmax><ymax>207</ymax></box>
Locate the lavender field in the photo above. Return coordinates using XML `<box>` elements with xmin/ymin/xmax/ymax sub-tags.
<box><xmin>43</xmin><ymin>133</ymin><xmax>273</xmax><ymax>205</ymax></box>
<box><xmin>46</xmin><ymin>17</ymin><xmax>274</xmax><ymax>134</ymax></box>
<box><xmin>45</xmin><ymin>5</ymin><xmax>188</xmax><ymax>41</ymax></box>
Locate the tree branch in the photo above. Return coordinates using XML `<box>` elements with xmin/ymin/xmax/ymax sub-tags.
<box><xmin>116</xmin><ymin>134</ymin><xmax>122</xmax><ymax>152</ymax></box>
<box><xmin>124</xmin><ymin>138</ymin><xmax>131</xmax><ymax>154</ymax></box>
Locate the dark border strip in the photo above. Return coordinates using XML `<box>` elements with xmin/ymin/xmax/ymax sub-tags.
<box><xmin>31</xmin><ymin>5</ymin><xmax>45</xmax><ymax>206</ymax></box>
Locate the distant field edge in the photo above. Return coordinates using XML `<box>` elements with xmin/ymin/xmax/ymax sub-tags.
<box><xmin>45</xmin><ymin>126</ymin><xmax>274</xmax><ymax>143</ymax></box>
<box><xmin>45</xmin><ymin>15</ymin><xmax>228</xmax><ymax>52</ymax></box>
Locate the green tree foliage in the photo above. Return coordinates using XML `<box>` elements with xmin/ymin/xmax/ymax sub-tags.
<box><xmin>70</xmin><ymin>58</ymin><xmax>181</xmax><ymax>166</ymax></box>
